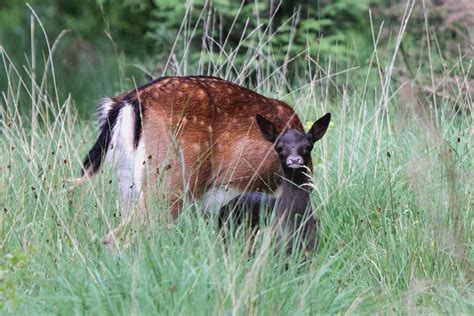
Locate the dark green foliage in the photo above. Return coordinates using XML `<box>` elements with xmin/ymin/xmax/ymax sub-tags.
<box><xmin>0</xmin><ymin>1</ymin><xmax>471</xmax><ymax>118</ymax></box>
<box><xmin>0</xmin><ymin>1</ymin><xmax>375</xmax><ymax>116</ymax></box>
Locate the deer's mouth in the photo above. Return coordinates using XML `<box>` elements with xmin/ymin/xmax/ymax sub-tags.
<box><xmin>286</xmin><ymin>163</ymin><xmax>304</xmax><ymax>169</ymax></box>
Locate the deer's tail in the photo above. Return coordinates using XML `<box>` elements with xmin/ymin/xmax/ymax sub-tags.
<box><xmin>81</xmin><ymin>97</ymin><xmax>124</xmax><ymax>177</ymax></box>
<box><xmin>71</xmin><ymin>97</ymin><xmax>143</xmax><ymax>190</ymax></box>
<box><xmin>67</xmin><ymin>98</ymin><xmax>144</xmax><ymax>191</ymax></box>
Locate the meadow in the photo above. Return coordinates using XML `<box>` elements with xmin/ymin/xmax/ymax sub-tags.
<box><xmin>0</xmin><ymin>2</ymin><xmax>473</xmax><ymax>314</ymax></box>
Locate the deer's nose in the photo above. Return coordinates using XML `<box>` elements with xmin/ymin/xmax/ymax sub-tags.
<box><xmin>286</xmin><ymin>155</ymin><xmax>303</xmax><ymax>167</ymax></box>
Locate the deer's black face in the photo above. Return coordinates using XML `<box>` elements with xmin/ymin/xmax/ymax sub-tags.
<box><xmin>256</xmin><ymin>113</ymin><xmax>331</xmax><ymax>169</ymax></box>
<box><xmin>275</xmin><ymin>129</ymin><xmax>313</xmax><ymax>169</ymax></box>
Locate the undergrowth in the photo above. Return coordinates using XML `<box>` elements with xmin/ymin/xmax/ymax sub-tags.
<box><xmin>0</xmin><ymin>3</ymin><xmax>472</xmax><ymax>314</ymax></box>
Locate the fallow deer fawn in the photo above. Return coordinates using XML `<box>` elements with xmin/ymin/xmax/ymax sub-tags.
<box><xmin>75</xmin><ymin>76</ymin><xmax>304</xmax><ymax>244</ymax></box>
<box><xmin>218</xmin><ymin>113</ymin><xmax>331</xmax><ymax>255</ymax></box>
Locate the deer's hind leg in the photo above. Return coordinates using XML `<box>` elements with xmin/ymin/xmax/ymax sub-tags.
<box><xmin>162</xmin><ymin>131</ymin><xmax>213</xmax><ymax>218</ymax></box>
<box><xmin>103</xmin><ymin>131</ymin><xmax>147</xmax><ymax>246</ymax></box>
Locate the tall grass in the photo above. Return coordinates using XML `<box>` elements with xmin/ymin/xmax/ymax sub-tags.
<box><xmin>1</xmin><ymin>3</ymin><xmax>472</xmax><ymax>314</ymax></box>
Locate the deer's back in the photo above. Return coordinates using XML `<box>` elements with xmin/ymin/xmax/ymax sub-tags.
<box><xmin>114</xmin><ymin>76</ymin><xmax>303</xmax><ymax>195</ymax></box>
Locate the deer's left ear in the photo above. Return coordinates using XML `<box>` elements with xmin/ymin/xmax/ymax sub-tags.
<box><xmin>308</xmin><ymin>113</ymin><xmax>331</xmax><ymax>143</ymax></box>
<box><xmin>256</xmin><ymin>115</ymin><xmax>280</xmax><ymax>143</ymax></box>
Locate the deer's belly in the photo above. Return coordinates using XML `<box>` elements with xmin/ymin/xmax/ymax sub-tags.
<box><xmin>200</xmin><ymin>186</ymin><xmax>241</xmax><ymax>213</ymax></box>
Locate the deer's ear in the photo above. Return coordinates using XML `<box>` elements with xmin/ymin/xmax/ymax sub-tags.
<box><xmin>256</xmin><ymin>115</ymin><xmax>279</xmax><ymax>143</ymax></box>
<box><xmin>308</xmin><ymin>113</ymin><xmax>331</xmax><ymax>143</ymax></box>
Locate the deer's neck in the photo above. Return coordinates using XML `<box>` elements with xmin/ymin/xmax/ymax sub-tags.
<box><xmin>275</xmin><ymin>166</ymin><xmax>319</xmax><ymax>255</ymax></box>
<box><xmin>278</xmin><ymin>167</ymin><xmax>312</xmax><ymax>216</ymax></box>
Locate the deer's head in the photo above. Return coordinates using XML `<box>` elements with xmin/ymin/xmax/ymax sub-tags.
<box><xmin>256</xmin><ymin>113</ymin><xmax>331</xmax><ymax>171</ymax></box>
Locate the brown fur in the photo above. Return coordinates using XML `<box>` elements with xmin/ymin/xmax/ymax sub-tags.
<box><xmin>108</xmin><ymin>76</ymin><xmax>303</xmax><ymax>219</ymax></box>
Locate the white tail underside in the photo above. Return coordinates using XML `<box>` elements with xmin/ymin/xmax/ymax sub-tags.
<box><xmin>105</xmin><ymin>102</ymin><xmax>145</xmax><ymax>217</ymax></box>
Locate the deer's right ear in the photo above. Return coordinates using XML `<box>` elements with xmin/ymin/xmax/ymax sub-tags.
<box><xmin>308</xmin><ymin>113</ymin><xmax>331</xmax><ymax>143</ymax></box>
<box><xmin>256</xmin><ymin>115</ymin><xmax>279</xmax><ymax>143</ymax></box>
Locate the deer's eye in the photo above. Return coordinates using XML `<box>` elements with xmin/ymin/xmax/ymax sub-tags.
<box><xmin>301</xmin><ymin>145</ymin><xmax>312</xmax><ymax>155</ymax></box>
<box><xmin>275</xmin><ymin>144</ymin><xmax>287</xmax><ymax>154</ymax></box>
